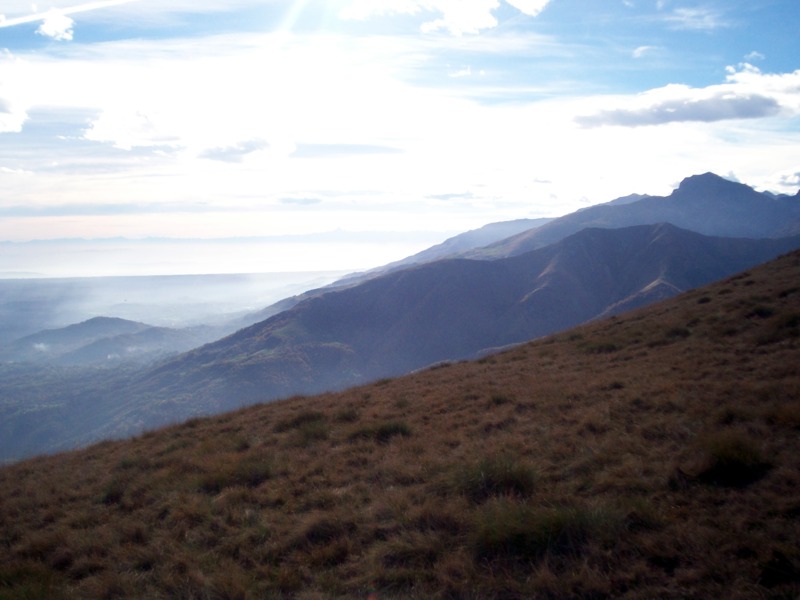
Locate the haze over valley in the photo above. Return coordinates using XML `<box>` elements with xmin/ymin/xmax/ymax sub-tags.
<box><xmin>2</xmin><ymin>1</ymin><xmax>800</xmax><ymax>596</ymax></box>
<box><xmin>2</xmin><ymin>225</ymin><xmax>799</xmax><ymax>599</ymax></box>
<box><xmin>2</xmin><ymin>172</ymin><xmax>799</xmax><ymax>462</ymax></box>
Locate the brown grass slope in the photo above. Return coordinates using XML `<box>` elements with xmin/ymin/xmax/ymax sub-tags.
<box><xmin>2</xmin><ymin>250</ymin><xmax>800</xmax><ymax>599</ymax></box>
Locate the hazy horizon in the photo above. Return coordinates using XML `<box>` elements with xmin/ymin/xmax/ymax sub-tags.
<box><xmin>2</xmin><ymin>1</ymin><xmax>799</xmax><ymax>277</ymax></box>
<box><xmin>0</xmin><ymin>231</ymin><xmax>457</xmax><ymax>279</ymax></box>
<box><xmin>0</xmin><ymin>269</ymin><xmax>357</xmax><ymax>346</ymax></box>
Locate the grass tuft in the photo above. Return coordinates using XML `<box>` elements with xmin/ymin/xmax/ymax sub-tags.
<box><xmin>695</xmin><ymin>430</ymin><xmax>772</xmax><ymax>487</ymax></box>
<box><xmin>582</xmin><ymin>341</ymin><xmax>621</xmax><ymax>354</ymax></box>
<box><xmin>197</xmin><ymin>452</ymin><xmax>272</xmax><ymax>494</ymax></box>
<box><xmin>274</xmin><ymin>410</ymin><xmax>326</xmax><ymax>433</ymax></box>
<box><xmin>449</xmin><ymin>455</ymin><xmax>537</xmax><ymax>503</ymax></box>
<box><xmin>472</xmin><ymin>499</ymin><xmax>624</xmax><ymax>561</ymax></box>
<box><xmin>349</xmin><ymin>420</ymin><xmax>411</xmax><ymax>444</ymax></box>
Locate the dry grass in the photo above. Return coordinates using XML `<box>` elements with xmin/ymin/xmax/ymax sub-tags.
<box><xmin>2</xmin><ymin>251</ymin><xmax>800</xmax><ymax>598</ymax></box>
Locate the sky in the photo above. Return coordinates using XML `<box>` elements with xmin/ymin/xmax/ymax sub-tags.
<box><xmin>1</xmin><ymin>0</ymin><xmax>800</xmax><ymax>277</ymax></box>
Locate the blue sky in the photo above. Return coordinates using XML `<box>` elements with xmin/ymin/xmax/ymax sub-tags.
<box><xmin>1</xmin><ymin>0</ymin><xmax>799</xmax><ymax>276</ymax></box>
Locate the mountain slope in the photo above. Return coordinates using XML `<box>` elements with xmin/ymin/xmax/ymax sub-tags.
<box><xmin>55</xmin><ymin>325</ymin><xmax>211</xmax><ymax>366</ymax></box>
<box><xmin>1</xmin><ymin>317</ymin><xmax>151</xmax><ymax>362</ymax></box>
<box><xmin>128</xmin><ymin>224</ymin><xmax>800</xmax><ymax>412</ymax></box>
<box><xmin>466</xmin><ymin>173</ymin><xmax>800</xmax><ymax>259</ymax></box>
<box><xmin>237</xmin><ymin>218</ymin><xmax>552</xmax><ymax>328</ymax></box>
<box><xmin>373</xmin><ymin>217</ymin><xmax>552</xmax><ymax>269</ymax></box>
<box><xmin>2</xmin><ymin>224</ymin><xmax>799</xmax><ymax>461</ymax></box>
<box><xmin>0</xmin><ymin>316</ymin><xmax>212</xmax><ymax>366</ymax></box>
<box><xmin>1</xmin><ymin>248</ymin><xmax>798</xmax><ymax>599</ymax></box>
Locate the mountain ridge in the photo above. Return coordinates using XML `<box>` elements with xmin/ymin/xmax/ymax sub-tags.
<box><xmin>1</xmin><ymin>247</ymin><xmax>798</xmax><ymax>598</ymax></box>
<box><xmin>2</xmin><ymin>172</ymin><xmax>800</xmax><ymax>462</ymax></box>
<box><xmin>464</xmin><ymin>173</ymin><xmax>800</xmax><ymax>259</ymax></box>
<box><xmin>121</xmin><ymin>223</ymin><xmax>800</xmax><ymax>417</ymax></box>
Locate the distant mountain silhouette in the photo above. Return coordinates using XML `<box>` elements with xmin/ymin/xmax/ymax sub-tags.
<box><xmin>237</xmin><ymin>173</ymin><xmax>798</xmax><ymax>329</ymax></box>
<box><xmin>464</xmin><ymin>173</ymin><xmax>800</xmax><ymax>259</ymax></box>
<box><xmin>238</xmin><ymin>218</ymin><xmax>553</xmax><ymax>328</ymax></box>
<box><xmin>126</xmin><ymin>224</ymin><xmax>800</xmax><ymax>416</ymax></box>
<box><xmin>370</xmin><ymin>218</ymin><xmax>552</xmax><ymax>270</ymax></box>
<box><xmin>1</xmin><ymin>316</ymin><xmax>210</xmax><ymax>365</ymax></box>
<box><xmin>55</xmin><ymin>326</ymin><xmax>210</xmax><ymax>366</ymax></box>
<box><xmin>2</xmin><ymin>317</ymin><xmax>150</xmax><ymax>362</ymax></box>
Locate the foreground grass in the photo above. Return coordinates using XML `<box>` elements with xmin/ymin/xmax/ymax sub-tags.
<box><xmin>1</xmin><ymin>251</ymin><xmax>800</xmax><ymax>598</ymax></box>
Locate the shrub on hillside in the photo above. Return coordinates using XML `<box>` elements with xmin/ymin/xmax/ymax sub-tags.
<box><xmin>348</xmin><ymin>421</ymin><xmax>411</xmax><ymax>444</ymax></box>
<box><xmin>293</xmin><ymin>420</ymin><xmax>329</xmax><ymax>446</ymax></box>
<box><xmin>449</xmin><ymin>455</ymin><xmax>537</xmax><ymax>503</ymax></box>
<box><xmin>197</xmin><ymin>452</ymin><xmax>273</xmax><ymax>494</ymax></box>
<box><xmin>696</xmin><ymin>430</ymin><xmax>772</xmax><ymax>487</ymax></box>
<box><xmin>674</xmin><ymin>429</ymin><xmax>772</xmax><ymax>489</ymax></box>
<box><xmin>472</xmin><ymin>499</ymin><xmax>624</xmax><ymax>561</ymax></box>
<box><xmin>334</xmin><ymin>407</ymin><xmax>360</xmax><ymax>423</ymax></box>
<box><xmin>274</xmin><ymin>410</ymin><xmax>326</xmax><ymax>433</ymax></box>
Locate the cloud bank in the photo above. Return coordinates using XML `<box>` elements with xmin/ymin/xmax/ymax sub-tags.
<box><xmin>577</xmin><ymin>93</ymin><xmax>781</xmax><ymax>127</ymax></box>
<box><xmin>577</xmin><ymin>64</ymin><xmax>800</xmax><ymax>128</ymax></box>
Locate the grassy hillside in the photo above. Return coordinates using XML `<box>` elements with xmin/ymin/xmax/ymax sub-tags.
<box><xmin>2</xmin><ymin>251</ymin><xmax>799</xmax><ymax>599</ymax></box>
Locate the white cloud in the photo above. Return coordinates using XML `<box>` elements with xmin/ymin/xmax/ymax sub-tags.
<box><xmin>0</xmin><ymin>166</ymin><xmax>34</xmax><ymax>175</ymax></box>
<box><xmin>576</xmin><ymin>64</ymin><xmax>800</xmax><ymax>127</ymax></box>
<box><xmin>504</xmin><ymin>0</ymin><xmax>551</xmax><ymax>17</ymax></box>
<box><xmin>419</xmin><ymin>1</ymin><xmax>500</xmax><ymax>35</ymax></box>
<box><xmin>724</xmin><ymin>63</ymin><xmax>800</xmax><ymax>112</ymax></box>
<box><xmin>199</xmin><ymin>139</ymin><xmax>269</xmax><ymax>163</ymax></box>
<box><xmin>1</xmin><ymin>25</ymin><xmax>800</xmax><ymax>258</ymax></box>
<box><xmin>779</xmin><ymin>171</ymin><xmax>800</xmax><ymax>188</ymax></box>
<box><xmin>664</xmin><ymin>7</ymin><xmax>727</xmax><ymax>31</ymax></box>
<box><xmin>632</xmin><ymin>45</ymin><xmax>656</xmax><ymax>58</ymax></box>
<box><xmin>449</xmin><ymin>65</ymin><xmax>472</xmax><ymax>78</ymax></box>
<box><xmin>0</xmin><ymin>53</ymin><xmax>30</xmax><ymax>133</ymax></box>
<box><xmin>36</xmin><ymin>10</ymin><xmax>74</xmax><ymax>40</ymax></box>
<box><xmin>577</xmin><ymin>93</ymin><xmax>780</xmax><ymax>127</ymax></box>
<box><xmin>340</xmin><ymin>0</ymin><xmax>550</xmax><ymax>34</ymax></box>
<box><xmin>744</xmin><ymin>51</ymin><xmax>765</xmax><ymax>62</ymax></box>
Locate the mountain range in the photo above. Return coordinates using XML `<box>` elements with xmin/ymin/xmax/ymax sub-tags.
<box><xmin>2</xmin><ymin>245</ymin><xmax>798</xmax><ymax>598</ymax></box>
<box><xmin>229</xmin><ymin>173</ymin><xmax>800</xmax><ymax>329</ymax></box>
<box><xmin>128</xmin><ymin>223</ymin><xmax>800</xmax><ymax>410</ymax></box>
<box><xmin>1</xmin><ymin>172</ymin><xmax>799</xmax><ymax>461</ymax></box>
<box><xmin>462</xmin><ymin>172</ymin><xmax>800</xmax><ymax>258</ymax></box>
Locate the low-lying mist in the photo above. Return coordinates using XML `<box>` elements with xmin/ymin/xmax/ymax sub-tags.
<box><xmin>0</xmin><ymin>271</ymin><xmax>348</xmax><ymax>344</ymax></box>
